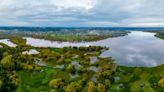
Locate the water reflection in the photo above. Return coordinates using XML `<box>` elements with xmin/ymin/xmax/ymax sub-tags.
<box><xmin>100</xmin><ymin>31</ymin><xmax>164</xmax><ymax>67</ymax></box>
<box><xmin>25</xmin><ymin>31</ymin><xmax>164</xmax><ymax>67</ymax></box>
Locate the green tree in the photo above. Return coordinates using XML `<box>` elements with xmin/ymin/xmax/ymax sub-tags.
<box><xmin>158</xmin><ymin>77</ymin><xmax>164</xmax><ymax>88</ymax></box>
<box><xmin>64</xmin><ymin>81</ymin><xmax>82</xmax><ymax>92</ymax></box>
<box><xmin>104</xmin><ymin>79</ymin><xmax>111</xmax><ymax>88</ymax></box>
<box><xmin>66</xmin><ymin>64</ymin><xmax>75</xmax><ymax>74</ymax></box>
<box><xmin>97</xmin><ymin>83</ymin><xmax>105</xmax><ymax>92</ymax></box>
<box><xmin>49</xmin><ymin>78</ymin><xmax>63</xmax><ymax>89</ymax></box>
<box><xmin>86</xmin><ymin>81</ymin><xmax>95</xmax><ymax>92</ymax></box>
<box><xmin>0</xmin><ymin>52</ymin><xmax>13</xmax><ymax>69</ymax></box>
<box><xmin>0</xmin><ymin>80</ymin><xmax>3</xmax><ymax>90</ymax></box>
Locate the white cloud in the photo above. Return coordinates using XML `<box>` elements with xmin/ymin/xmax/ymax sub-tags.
<box><xmin>84</xmin><ymin>21</ymin><xmax>119</xmax><ymax>27</ymax></box>
<box><xmin>50</xmin><ymin>0</ymin><xmax>96</xmax><ymax>10</ymax></box>
<box><xmin>130</xmin><ymin>23</ymin><xmax>164</xmax><ymax>27</ymax></box>
<box><xmin>0</xmin><ymin>0</ymin><xmax>164</xmax><ymax>26</ymax></box>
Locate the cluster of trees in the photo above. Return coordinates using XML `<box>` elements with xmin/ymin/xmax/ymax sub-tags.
<box><xmin>37</xmin><ymin>49</ymin><xmax>73</xmax><ymax>65</ymax></box>
<box><xmin>63</xmin><ymin>80</ymin><xmax>83</xmax><ymax>92</ymax></box>
<box><xmin>0</xmin><ymin>53</ymin><xmax>20</xmax><ymax>91</ymax></box>
<box><xmin>0</xmin><ymin>52</ymin><xmax>13</xmax><ymax>69</ymax></box>
<box><xmin>37</xmin><ymin>46</ymin><xmax>104</xmax><ymax>66</ymax></box>
<box><xmin>66</xmin><ymin>46</ymin><xmax>106</xmax><ymax>52</ymax></box>
<box><xmin>10</xmin><ymin>37</ymin><xmax>26</xmax><ymax>46</ymax></box>
<box><xmin>66</xmin><ymin>64</ymin><xmax>76</xmax><ymax>74</ymax></box>
<box><xmin>0</xmin><ymin>38</ymin><xmax>42</xmax><ymax>91</ymax></box>
<box><xmin>49</xmin><ymin>79</ymin><xmax>109</xmax><ymax>92</ymax></box>
<box><xmin>7</xmin><ymin>71</ymin><xmax>19</xmax><ymax>88</ymax></box>
<box><xmin>79</xmin><ymin>56</ymin><xmax>90</xmax><ymax>66</ymax></box>
<box><xmin>155</xmin><ymin>32</ymin><xmax>164</xmax><ymax>40</ymax></box>
<box><xmin>21</xmin><ymin>63</ymin><xmax>41</xmax><ymax>71</ymax></box>
<box><xmin>10</xmin><ymin>37</ymin><xmax>32</xmax><ymax>52</ymax></box>
<box><xmin>46</xmin><ymin>47</ymin><xmax>116</xmax><ymax>92</ymax></box>
<box><xmin>37</xmin><ymin>46</ymin><xmax>107</xmax><ymax>67</ymax></box>
<box><xmin>49</xmin><ymin>78</ymin><xmax>65</xmax><ymax>89</ymax></box>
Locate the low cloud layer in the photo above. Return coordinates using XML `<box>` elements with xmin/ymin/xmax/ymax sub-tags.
<box><xmin>0</xmin><ymin>0</ymin><xmax>164</xmax><ymax>27</ymax></box>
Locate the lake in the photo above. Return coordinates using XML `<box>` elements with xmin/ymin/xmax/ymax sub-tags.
<box><xmin>1</xmin><ymin>31</ymin><xmax>164</xmax><ymax>67</ymax></box>
<box><xmin>24</xmin><ymin>31</ymin><xmax>164</xmax><ymax>67</ymax></box>
<box><xmin>100</xmin><ymin>31</ymin><xmax>164</xmax><ymax>67</ymax></box>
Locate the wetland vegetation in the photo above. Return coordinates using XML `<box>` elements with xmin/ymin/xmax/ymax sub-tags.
<box><xmin>0</xmin><ymin>28</ymin><xmax>164</xmax><ymax>92</ymax></box>
<box><xmin>0</xmin><ymin>37</ymin><xmax>117</xmax><ymax>92</ymax></box>
<box><xmin>155</xmin><ymin>32</ymin><xmax>164</xmax><ymax>40</ymax></box>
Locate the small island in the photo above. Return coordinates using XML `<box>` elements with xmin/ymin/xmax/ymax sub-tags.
<box><xmin>155</xmin><ymin>32</ymin><xmax>164</xmax><ymax>40</ymax></box>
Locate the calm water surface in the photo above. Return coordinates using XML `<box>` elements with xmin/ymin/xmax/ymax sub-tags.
<box><xmin>100</xmin><ymin>31</ymin><xmax>164</xmax><ymax>67</ymax></box>
<box><xmin>25</xmin><ymin>31</ymin><xmax>164</xmax><ymax>67</ymax></box>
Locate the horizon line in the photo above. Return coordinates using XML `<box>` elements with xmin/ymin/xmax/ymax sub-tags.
<box><xmin>0</xmin><ymin>26</ymin><xmax>164</xmax><ymax>28</ymax></box>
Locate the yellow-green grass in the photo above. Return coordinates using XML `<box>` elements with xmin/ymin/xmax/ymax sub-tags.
<box><xmin>112</xmin><ymin>65</ymin><xmax>164</xmax><ymax>92</ymax></box>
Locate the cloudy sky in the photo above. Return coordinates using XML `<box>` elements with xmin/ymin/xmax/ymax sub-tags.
<box><xmin>0</xmin><ymin>0</ymin><xmax>164</xmax><ymax>27</ymax></box>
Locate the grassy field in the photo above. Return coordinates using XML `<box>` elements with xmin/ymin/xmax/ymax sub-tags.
<box><xmin>111</xmin><ymin>65</ymin><xmax>164</xmax><ymax>92</ymax></box>
<box><xmin>16</xmin><ymin>67</ymin><xmax>54</xmax><ymax>92</ymax></box>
